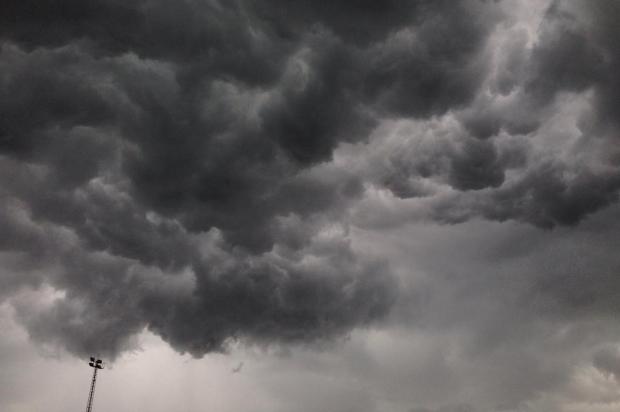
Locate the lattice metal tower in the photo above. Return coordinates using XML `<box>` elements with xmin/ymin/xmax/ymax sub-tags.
<box><xmin>85</xmin><ymin>357</ymin><xmax>104</xmax><ymax>412</ymax></box>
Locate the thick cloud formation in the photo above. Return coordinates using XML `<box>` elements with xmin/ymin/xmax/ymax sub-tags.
<box><xmin>1</xmin><ymin>0</ymin><xmax>620</xmax><ymax>366</ymax></box>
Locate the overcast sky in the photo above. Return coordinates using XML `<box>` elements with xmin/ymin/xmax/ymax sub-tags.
<box><xmin>2</xmin><ymin>1</ymin><xmax>620</xmax><ymax>411</ymax></box>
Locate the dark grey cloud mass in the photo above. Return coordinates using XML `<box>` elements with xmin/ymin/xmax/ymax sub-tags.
<box><xmin>1</xmin><ymin>1</ymin><xmax>620</xmax><ymax>392</ymax></box>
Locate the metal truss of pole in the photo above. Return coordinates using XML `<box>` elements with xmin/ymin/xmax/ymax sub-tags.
<box><xmin>85</xmin><ymin>366</ymin><xmax>98</xmax><ymax>412</ymax></box>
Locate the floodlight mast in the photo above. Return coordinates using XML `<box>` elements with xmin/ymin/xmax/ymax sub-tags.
<box><xmin>85</xmin><ymin>357</ymin><xmax>104</xmax><ymax>412</ymax></box>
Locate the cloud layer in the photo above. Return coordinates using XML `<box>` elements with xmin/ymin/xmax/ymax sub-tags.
<box><xmin>1</xmin><ymin>0</ymin><xmax>620</xmax><ymax>383</ymax></box>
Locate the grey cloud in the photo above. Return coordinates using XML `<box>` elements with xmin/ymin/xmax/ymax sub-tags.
<box><xmin>593</xmin><ymin>347</ymin><xmax>620</xmax><ymax>381</ymax></box>
<box><xmin>362</xmin><ymin>1</ymin><xmax>500</xmax><ymax>118</ymax></box>
<box><xmin>353</xmin><ymin>0</ymin><xmax>620</xmax><ymax>229</ymax></box>
<box><xmin>2</xmin><ymin>0</ymin><xmax>620</xmax><ymax>369</ymax></box>
<box><xmin>385</xmin><ymin>132</ymin><xmax>506</xmax><ymax>195</ymax></box>
<box><xmin>4</xmin><ymin>196</ymin><xmax>396</xmax><ymax>359</ymax></box>
<box><xmin>525</xmin><ymin>5</ymin><xmax>606</xmax><ymax>104</ymax></box>
<box><xmin>447</xmin><ymin>138</ymin><xmax>505</xmax><ymax>191</ymax></box>
<box><xmin>258</xmin><ymin>33</ymin><xmax>372</xmax><ymax>165</ymax></box>
<box><xmin>249</xmin><ymin>0</ymin><xmax>417</xmax><ymax>45</ymax></box>
<box><xmin>474</xmin><ymin>162</ymin><xmax>620</xmax><ymax>228</ymax></box>
<box><xmin>410</xmin><ymin>405</ymin><xmax>475</xmax><ymax>412</ymax></box>
<box><xmin>347</xmin><ymin>205</ymin><xmax>620</xmax><ymax>411</ymax></box>
<box><xmin>0</xmin><ymin>0</ymin><xmax>506</xmax><ymax>360</ymax></box>
<box><xmin>5</xmin><ymin>3</ymin><xmax>620</xmax><ymax>412</ymax></box>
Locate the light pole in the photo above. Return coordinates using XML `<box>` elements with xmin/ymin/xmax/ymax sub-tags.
<box><xmin>85</xmin><ymin>357</ymin><xmax>104</xmax><ymax>412</ymax></box>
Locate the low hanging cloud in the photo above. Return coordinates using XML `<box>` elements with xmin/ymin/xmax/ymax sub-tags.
<box><xmin>1</xmin><ymin>0</ymin><xmax>620</xmax><ymax>361</ymax></box>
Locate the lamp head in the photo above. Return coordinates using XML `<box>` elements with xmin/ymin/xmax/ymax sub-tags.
<box><xmin>88</xmin><ymin>357</ymin><xmax>104</xmax><ymax>368</ymax></box>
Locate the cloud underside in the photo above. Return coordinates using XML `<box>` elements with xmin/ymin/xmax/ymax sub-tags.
<box><xmin>1</xmin><ymin>0</ymin><xmax>620</xmax><ymax>380</ymax></box>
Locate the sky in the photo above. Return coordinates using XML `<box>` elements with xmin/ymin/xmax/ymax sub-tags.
<box><xmin>1</xmin><ymin>0</ymin><xmax>620</xmax><ymax>411</ymax></box>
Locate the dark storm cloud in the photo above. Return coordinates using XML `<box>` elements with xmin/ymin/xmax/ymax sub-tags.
<box><xmin>593</xmin><ymin>347</ymin><xmax>620</xmax><ymax>381</ymax></box>
<box><xmin>410</xmin><ymin>405</ymin><xmax>475</xmax><ymax>412</ymax></box>
<box><xmin>361</xmin><ymin>0</ymin><xmax>498</xmax><ymax>118</ymax></box>
<box><xmin>465</xmin><ymin>0</ymin><xmax>620</xmax><ymax>228</ymax></box>
<box><xmin>2</xmin><ymin>192</ymin><xmax>396</xmax><ymax>358</ymax></box>
<box><xmin>0</xmin><ymin>0</ymin><xmax>506</xmax><ymax>357</ymax></box>
<box><xmin>2</xmin><ymin>0</ymin><xmax>620</xmax><ymax>362</ymax></box>
<box><xmin>375</xmin><ymin>128</ymin><xmax>506</xmax><ymax>199</ymax></box>
<box><xmin>354</xmin><ymin>0</ymin><xmax>620</xmax><ymax>229</ymax></box>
